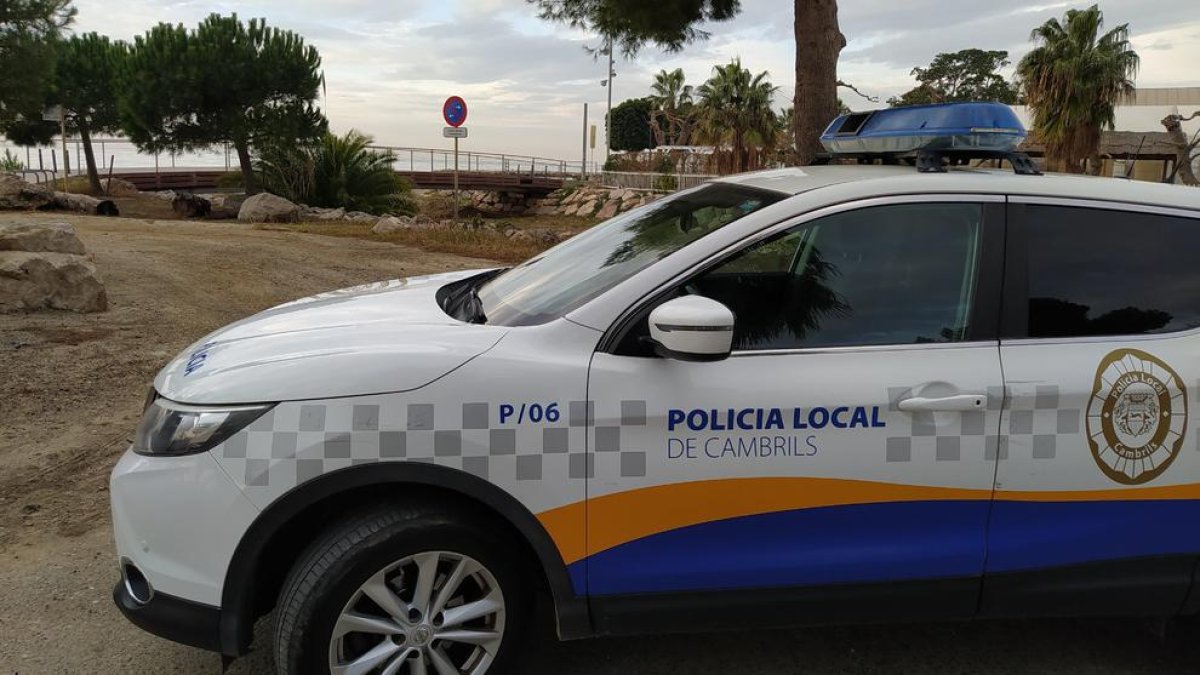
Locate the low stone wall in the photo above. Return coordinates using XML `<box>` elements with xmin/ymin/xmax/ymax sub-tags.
<box><xmin>466</xmin><ymin>186</ymin><xmax>663</xmax><ymax>220</ymax></box>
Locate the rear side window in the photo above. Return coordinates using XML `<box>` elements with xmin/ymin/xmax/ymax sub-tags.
<box><xmin>1021</xmin><ymin>205</ymin><xmax>1200</xmax><ymax>338</ymax></box>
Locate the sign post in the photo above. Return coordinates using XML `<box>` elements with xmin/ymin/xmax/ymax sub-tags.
<box><xmin>42</xmin><ymin>106</ymin><xmax>68</xmax><ymax>190</ymax></box>
<box><xmin>443</xmin><ymin>96</ymin><xmax>468</xmax><ymax>222</ymax></box>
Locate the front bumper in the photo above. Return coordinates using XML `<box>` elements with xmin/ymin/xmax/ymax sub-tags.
<box><xmin>110</xmin><ymin>447</ymin><xmax>261</xmax><ymax>653</ymax></box>
<box><xmin>113</xmin><ymin>580</ymin><xmax>224</xmax><ymax>652</ymax></box>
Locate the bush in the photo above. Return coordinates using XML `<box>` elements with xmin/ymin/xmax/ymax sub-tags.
<box><xmin>215</xmin><ymin>172</ymin><xmax>244</xmax><ymax>189</ymax></box>
<box><xmin>1</xmin><ymin>149</ymin><xmax>23</xmax><ymax>171</ymax></box>
<box><xmin>604</xmin><ymin>155</ymin><xmax>633</xmax><ymax>172</ymax></box>
<box><xmin>257</xmin><ymin>130</ymin><xmax>416</xmax><ymax>215</ymax></box>
<box><xmin>653</xmin><ymin>174</ymin><xmax>678</xmax><ymax>191</ymax></box>
<box><xmin>419</xmin><ymin>191</ymin><xmax>468</xmax><ymax>221</ymax></box>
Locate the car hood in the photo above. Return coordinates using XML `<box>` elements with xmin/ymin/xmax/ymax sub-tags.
<box><xmin>155</xmin><ymin>270</ymin><xmax>508</xmax><ymax>404</ymax></box>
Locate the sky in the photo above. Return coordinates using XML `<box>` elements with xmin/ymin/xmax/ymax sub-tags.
<box><xmin>71</xmin><ymin>0</ymin><xmax>1200</xmax><ymax>160</ymax></box>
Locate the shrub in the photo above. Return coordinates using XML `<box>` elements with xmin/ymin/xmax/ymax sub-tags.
<box><xmin>257</xmin><ymin>130</ymin><xmax>416</xmax><ymax>215</ymax></box>
<box><xmin>215</xmin><ymin>172</ymin><xmax>244</xmax><ymax>189</ymax></box>
<box><xmin>1</xmin><ymin>149</ymin><xmax>23</xmax><ymax>171</ymax></box>
<box><xmin>653</xmin><ymin>174</ymin><xmax>678</xmax><ymax>191</ymax></box>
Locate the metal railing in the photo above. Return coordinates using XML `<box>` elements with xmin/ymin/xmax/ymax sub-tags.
<box><xmin>371</xmin><ymin>146</ymin><xmax>600</xmax><ymax>178</ymax></box>
<box><xmin>597</xmin><ymin>171</ymin><xmax>717</xmax><ymax>191</ymax></box>
<box><xmin>4</xmin><ymin>136</ymin><xmax>708</xmax><ymax>193</ymax></box>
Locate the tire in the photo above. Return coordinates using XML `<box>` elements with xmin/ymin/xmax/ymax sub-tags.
<box><xmin>274</xmin><ymin>502</ymin><xmax>533</xmax><ymax>675</ymax></box>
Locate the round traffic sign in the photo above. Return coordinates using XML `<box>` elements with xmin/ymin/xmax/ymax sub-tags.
<box><xmin>443</xmin><ymin>96</ymin><xmax>468</xmax><ymax>128</ymax></box>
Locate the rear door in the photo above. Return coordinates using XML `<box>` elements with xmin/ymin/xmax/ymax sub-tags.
<box><xmin>585</xmin><ymin>197</ymin><xmax>1008</xmax><ymax>631</ymax></box>
<box><xmin>983</xmin><ymin>199</ymin><xmax>1200</xmax><ymax>617</ymax></box>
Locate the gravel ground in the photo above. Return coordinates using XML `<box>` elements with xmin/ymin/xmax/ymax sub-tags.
<box><xmin>2</xmin><ymin>213</ymin><xmax>1199</xmax><ymax>674</ymax></box>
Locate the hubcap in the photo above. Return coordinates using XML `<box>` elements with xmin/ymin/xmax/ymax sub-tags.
<box><xmin>329</xmin><ymin>551</ymin><xmax>506</xmax><ymax>675</ymax></box>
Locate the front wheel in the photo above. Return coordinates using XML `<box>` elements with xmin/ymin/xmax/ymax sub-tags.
<box><xmin>274</xmin><ymin>504</ymin><xmax>532</xmax><ymax>675</ymax></box>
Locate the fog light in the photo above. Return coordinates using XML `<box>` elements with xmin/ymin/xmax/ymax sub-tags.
<box><xmin>121</xmin><ymin>559</ymin><xmax>154</xmax><ymax>605</ymax></box>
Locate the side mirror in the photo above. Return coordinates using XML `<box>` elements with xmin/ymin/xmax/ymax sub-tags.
<box><xmin>648</xmin><ymin>296</ymin><xmax>735</xmax><ymax>362</ymax></box>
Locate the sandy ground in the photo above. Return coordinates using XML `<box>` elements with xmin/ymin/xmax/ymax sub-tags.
<box><xmin>2</xmin><ymin>214</ymin><xmax>1199</xmax><ymax>674</ymax></box>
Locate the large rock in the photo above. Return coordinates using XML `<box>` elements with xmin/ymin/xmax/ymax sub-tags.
<box><xmin>595</xmin><ymin>200</ymin><xmax>621</xmax><ymax>220</ymax></box>
<box><xmin>576</xmin><ymin>200</ymin><xmax>599</xmax><ymax>217</ymax></box>
<box><xmin>0</xmin><ymin>251</ymin><xmax>107</xmax><ymax>312</ymax></box>
<box><xmin>344</xmin><ymin>211</ymin><xmax>380</xmax><ymax>224</ymax></box>
<box><xmin>197</xmin><ymin>194</ymin><xmax>244</xmax><ymax>220</ymax></box>
<box><xmin>0</xmin><ymin>173</ymin><xmax>54</xmax><ymax>211</ymax></box>
<box><xmin>238</xmin><ymin>193</ymin><xmax>300</xmax><ymax>223</ymax></box>
<box><xmin>0</xmin><ymin>221</ymin><xmax>86</xmax><ymax>255</ymax></box>
<box><xmin>99</xmin><ymin>177</ymin><xmax>140</xmax><ymax>197</ymax></box>
<box><xmin>171</xmin><ymin>193</ymin><xmax>211</xmax><ymax>219</ymax></box>
<box><xmin>300</xmin><ymin>206</ymin><xmax>346</xmax><ymax>221</ymax></box>
<box><xmin>372</xmin><ymin>216</ymin><xmax>414</xmax><ymax>234</ymax></box>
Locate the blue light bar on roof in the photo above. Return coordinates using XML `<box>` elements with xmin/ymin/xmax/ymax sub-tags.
<box><xmin>820</xmin><ymin>102</ymin><xmax>1027</xmax><ymax>155</ymax></box>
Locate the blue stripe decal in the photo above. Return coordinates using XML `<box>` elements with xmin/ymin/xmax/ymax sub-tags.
<box><xmin>578</xmin><ymin>501</ymin><xmax>990</xmax><ymax>596</ymax></box>
<box><xmin>986</xmin><ymin>499</ymin><xmax>1200</xmax><ymax>573</ymax></box>
<box><xmin>570</xmin><ymin>499</ymin><xmax>1200</xmax><ymax>596</ymax></box>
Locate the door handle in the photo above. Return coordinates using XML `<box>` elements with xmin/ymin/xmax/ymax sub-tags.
<box><xmin>898</xmin><ymin>394</ymin><xmax>987</xmax><ymax>413</ymax></box>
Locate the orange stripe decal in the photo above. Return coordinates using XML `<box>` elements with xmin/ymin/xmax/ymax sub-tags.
<box><xmin>537</xmin><ymin>478</ymin><xmax>1200</xmax><ymax>566</ymax></box>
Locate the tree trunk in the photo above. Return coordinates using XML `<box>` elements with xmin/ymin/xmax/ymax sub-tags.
<box><xmin>51</xmin><ymin>191</ymin><xmax>119</xmax><ymax>216</ymax></box>
<box><xmin>78</xmin><ymin>122</ymin><xmax>102</xmax><ymax>195</ymax></box>
<box><xmin>794</xmin><ymin>0</ymin><xmax>846</xmax><ymax>165</ymax></box>
<box><xmin>235</xmin><ymin>140</ymin><xmax>258</xmax><ymax>195</ymax></box>
<box><xmin>1162</xmin><ymin>113</ymin><xmax>1199</xmax><ymax>186</ymax></box>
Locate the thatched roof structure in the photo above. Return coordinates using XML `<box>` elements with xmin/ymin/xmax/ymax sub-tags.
<box><xmin>1020</xmin><ymin>130</ymin><xmax>1178</xmax><ymax>160</ymax></box>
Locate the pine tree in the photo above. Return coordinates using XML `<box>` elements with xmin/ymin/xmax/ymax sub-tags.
<box><xmin>118</xmin><ymin>14</ymin><xmax>327</xmax><ymax>193</ymax></box>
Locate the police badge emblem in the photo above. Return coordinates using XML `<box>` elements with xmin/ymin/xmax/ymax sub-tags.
<box><xmin>1086</xmin><ymin>349</ymin><xmax>1188</xmax><ymax>485</ymax></box>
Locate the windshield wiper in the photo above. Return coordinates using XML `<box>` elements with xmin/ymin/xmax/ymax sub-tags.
<box><xmin>459</xmin><ymin>284</ymin><xmax>487</xmax><ymax>325</ymax></box>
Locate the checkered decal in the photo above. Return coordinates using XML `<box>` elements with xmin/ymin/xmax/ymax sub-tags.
<box><xmin>590</xmin><ymin>399</ymin><xmax>650</xmax><ymax>480</ymax></box>
<box><xmin>219</xmin><ymin>400</ymin><xmax>603</xmax><ymax>500</ymax></box>
<box><xmin>1001</xmin><ymin>385</ymin><xmax>1085</xmax><ymax>461</ymax></box>
<box><xmin>883</xmin><ymin>386</ymin><xmax>1008</xmax><ymax>463</ymax></box>
<box><xmin>217</xmin><ymin>398</ymin><xmax>657</xmax><ymax>500</ymax></box>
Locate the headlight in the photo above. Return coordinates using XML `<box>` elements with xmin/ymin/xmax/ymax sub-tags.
<box><xmin>134</xmin><ymin>397</ymin><xmax>274</xmax><ymax>457</ymax></box>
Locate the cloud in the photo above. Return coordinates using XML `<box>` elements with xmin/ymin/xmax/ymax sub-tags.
<box><xmin>66</xmin><ymin>0</ymin><xmax>1200</xmax><ymax>158</ymax></box>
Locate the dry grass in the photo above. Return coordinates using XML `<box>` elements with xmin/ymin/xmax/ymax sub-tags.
<box><xmin>262</xmin><ymin>215</ymin><xmax>598</xmax><ymax>263</ymax></box>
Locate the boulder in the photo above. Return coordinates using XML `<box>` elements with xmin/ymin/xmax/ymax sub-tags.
<box><xmin>486</xmin><ymin>221</ymin><xmax>518</xmax><ymax>236</ymax></box>
<box><xmin>99</xmin><ymin>177</ymin><xmax>140</xmax><ymax>197</ymax></box>
<box><xmin>299</xmin><ymin>206</ymin><xmax>346</xmax><ymax>221</ymax></box>
<box><xmin>344</xmin><ymin>211</ymin><xmax>380</xmax><ymax>224</ymax></box>
<box><xmin>238</xmin><ymin>193</ymin><xmax>301</xmax><ymax>223</ymax></box>
<box><xmin>372</xmin><ymin>216</ymin><xmax>415</xmax><ymax>234</ymax></box>
<box><xmin>0</xmin><ymin>173</ymin><xmax>54</xmax><ymax>211</ymax></box>
<box><xmin>576</xmin><ymin>200</ymin><xmax>599</xmax><ymax>217</ymax></box>
<box><xmin>151</xmin><ymin>190</ymin><xmax>178</xmax><ymax>202</ymax></box>
<box><xmin>0</xmin><ymin>251</ymin><xmax>107</xmax><ymax>312</ymax></box>
<box><xmin>595</xmin><ymin>200</ymin><xmax>621</xmax><ymax>220</ymax></box>
<box><xmin>0</xmin><ymin>221</ymin><xmax>86</xmax><ymax>255</ymax></box>
<box><xmin>171</xmin><ymin>193</ymin><xmax>211</xmax><ymax>219</ymax></box>
<box><xmin>202</xmin><ymin>194</ymin><xmax>244</xmax><ymax>220</ymax></box>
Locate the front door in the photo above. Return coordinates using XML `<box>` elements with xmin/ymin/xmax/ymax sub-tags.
<box><xmin>585</xmin><ymin>199</ymin><xmax>1007</xmax><ymax>626</ymax></box>
<box><xmin>983</xmin><ymin>201</ymin><xmax>1200</xmax><ymax>617</ymax></box>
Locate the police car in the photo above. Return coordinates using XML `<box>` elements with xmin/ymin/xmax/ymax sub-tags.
<box><xmin>112</xmin><ymin>103</ymin><xmax>1200</xmax><ymax>674</ymax></box>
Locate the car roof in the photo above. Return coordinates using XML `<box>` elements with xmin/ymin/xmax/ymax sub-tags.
<box><xmin>715</xmin><ymin>165</ymin><xmax>1200</xmax><ymax>213</ymax></box>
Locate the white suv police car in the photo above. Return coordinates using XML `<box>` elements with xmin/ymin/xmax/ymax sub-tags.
<box><xmin>112</xmin><ymin>104</ymin><xmax>1200</xmax><ymax>674</ymax></box>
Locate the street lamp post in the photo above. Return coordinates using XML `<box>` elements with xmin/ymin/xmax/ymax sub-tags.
<box><xmin>601</xmin><ymin>36</ymin><xmax>615</xmax><ymax>161</ymax></box>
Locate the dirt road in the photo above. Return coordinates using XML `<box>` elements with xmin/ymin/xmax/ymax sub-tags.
<box><xmin>2</xmin><ymin>215</ymin><xmax>1199</xmax><ymax>674</ymax></box>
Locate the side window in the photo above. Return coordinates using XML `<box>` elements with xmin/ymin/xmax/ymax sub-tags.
<box><xmin>1022</xmin><ymin>205</ymin><xmax>1200</xmax><ymax>338</ymax></box>
<box><xmin>690</xmin><ymin>203</ymin><xmax>985</xmax><ymax>351</ymax></box>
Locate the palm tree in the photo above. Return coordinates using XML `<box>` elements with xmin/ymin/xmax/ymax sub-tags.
<box><xmin>258</xmin><ymin>130</ymin><xmax>414</xmax><ymax>215</ymax></box>
<box><xmin>1017</xmin><ymin>5</ymin><xmax>1139</xmax><ymax>174</ymax></box>
<box><xmin>649</xmin><ymin>68</ymin><xmax>695</xmax><ymax>145</ymax></box>
<box><xmin>695</xmin><ymin>59</ymin><xmax>779</xmax><ymax>174</ymax></box>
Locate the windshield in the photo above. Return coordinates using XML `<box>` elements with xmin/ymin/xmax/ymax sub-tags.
<box><xmin>476</xmin><ymin>183</ymin><xmax>784</xmax><ymax>326</ymax></box>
